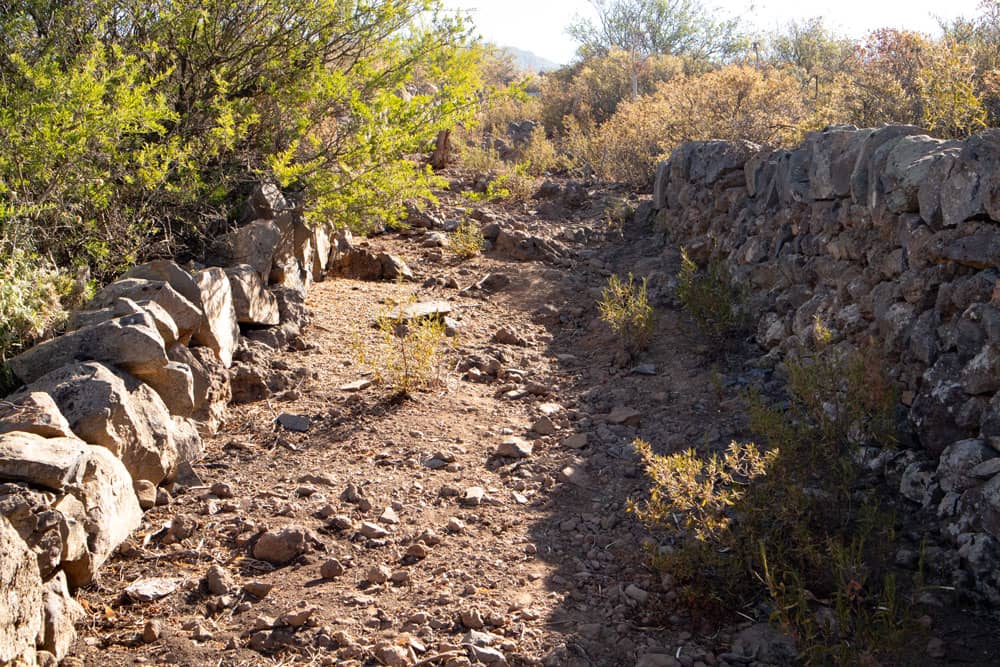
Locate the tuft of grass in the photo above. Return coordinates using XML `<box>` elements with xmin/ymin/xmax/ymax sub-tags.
<box><xmin>598</xmin><ymin>272</ymin><xmax>654</xmax><ymax>356</ymax></box>
<box><xmin>355</xmin><ymin>304</ymin><xmax>449</xmax><ymax>396</ymax></box>
<box><xmin>629</xmin><ymin>346</ymin><xmax>915</xmax><ymax>663</ymax></box>
<box><xmin>675</xmin><ymin>247</ymin><xmax>748</xmax><ymax>343</ymax></box>
<box><xmin>448</xmin><ymin>219</ymin><xmax>485</xmax><ymax>260</ymax></box>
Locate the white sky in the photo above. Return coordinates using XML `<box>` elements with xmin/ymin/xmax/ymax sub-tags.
<box><xmin>442</xmin><ymin>0</ymin><xmax>984</xmax><ymax>65</ymax></box>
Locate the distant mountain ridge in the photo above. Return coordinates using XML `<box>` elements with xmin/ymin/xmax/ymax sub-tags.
<box><xmin>500</xmin><ymin>46</ymin><xmax>560</xmax><ymax>73</ymax></box>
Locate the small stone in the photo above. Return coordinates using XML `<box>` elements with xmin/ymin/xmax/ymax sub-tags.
<box><xmin>419</xmin><ymin>528</ymin><xmax>442</xmax><ymax>545</ymax></box>
<box><xmin>607</xmin><ymin>406</ymin><xmax>641</xmax><ymax>426</ymax></box>
<box><xmin>405</xmin><ymin>543</ymin><xmax>430</xmax><ymax>560</ymax></box>
<box><xmin>390</xmin><ymin>569</ymin><xmax>411</xmax><ymax>584</ymax></box>
<box><xmin>927</xmin><ymin>637</ymin><xmax>946</xmax><ymax>659</ymax></box>
<box><xmin>446</xmin><ymin>517</ymin><xmax>465</xmax><ymax>533</ymax></box>
<box><xmin>328</xmin><ymin>515</ymin><xmax>355</xmax><ymax>531</ymax></box>
<box><xmin>562</xmin><ymin>433</ymin><xmax>588</xmax><ymax>449</ymax></box>
<box><xmin>379</xmin><ymin>506</ymin><xmax>400</xmax><ymax>524</ymax></box>
<box><xmin>460</xmin><ymin>486</ymin><xmax>485</xmax><ymax>506</ymax></box>
<box><xmin>143</xmin><ymin>620</ymin><xmax>162</xmax><ymax>643</ymax></box>
<box><xmin>461</xmin><ymin>607</ymin><xmax>485</xmax><ymax>629</ymax></box>
<box><xmin>375</xmin><ymin>642</ymin><xmax>411</xmax><ymax>667</ymax></box>
<box><xmin>135</xmin><ymin>480</ymin><xmax>157</xmax><ymax>510</ymax></box>
<box><xmin>243</xmin><ymin>581</ymin><xmax>272</xmax><ymax>599</ymax></box>
<box><xmin>276</xmin><ymin>413</ymin><xmax>311</xmax><ymax>432</ymax></box>
<box><xmin>537</xmin><ymin>402</ymin><xmax>562</xmax><ymax>416</ymax></box>
<box><xmin>253</xmin><ymin>526</ymin><xmax>310</xmax><ymax>564</ymax></box>
<box><xmin>493</xmin><ymin>326</ymin><xmax>528</xmax><ymax>346</ymax></box>
<box><xmin>320</xmin><ymin>559</ymin><xmax>345</xmax><ymax>579</ymax></box>
<box><xmin>636</xmin><ymin>654</ymin><xmax>680</xmax><ymax>667</ymax></box>
<box><xmin>531</xmin><ymin>416</ymin><xmax>557</xmax><ymax>435</ymax></box>
<box><xmin>340</xmin><ymin>379</ymin><xmax>372</xmax><ymax>392</ymax></box>
<box><xmin>631</xmin><ymin>364</ymin><xmax>657</xmax><ymax>376</ymax></box>
<box><xmin>125</xmin><ymin>577</ymin><xmax>182</xmax><ymax>602</ymax></box>
<box><xmin>205</xmin><ymin>565</ymin><xmax>234</xmax><ymax>596</ymax></box>
<box><xmin>625</xmin><ymin>584</ymin><xmax>649</xmax><ymax>604</ymax></box>
<box><xmin>279</xmin><ymin>607</ymin><xmax>314</xmax><ymax>628</ymax></box>
<box><xmin>155</xmin><ymin>487</ymin><xmax>172</xmax><ymax>506</ymax></box>
<box><xmin>210</xmin><ymin>482</ymin><xmax>234</xmax><ymax>499</ymax></box>
<box><xmin>295</xmin><ymin>485</ymin><xmax>317</xmax><ymax>497</ymax></box>
<box><xmin>359</xmin><ymin>521</ymin><xmax>390</xmax><ymax>539</ymax></box>
<box><xmin>191</xmin><ymin>623</ymin><xmax>214</xmax><ymax>641</ymax></box>
<box><xmin>367</xmin><ymin>564</ymin><xmax>391</xmax><ymax>584</ymax></box>
<box><xmin>496</xmin><ymin>438</ymin><xmax>533</xmax><ymax>459</ymax></box>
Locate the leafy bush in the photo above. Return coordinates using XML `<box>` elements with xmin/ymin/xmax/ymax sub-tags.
<box><xmin>598</xmin><ymin>272</ymin><xmax>654</xmax><ymax>355</ymax></box>
<box><xmin>629</xmin><ymin>347</ymin><xmax>910</xmax><ymax>663</ymax></box>
<box><xmin>518</xmin><ymin>125</ymin><xmax>562</xmax><ymax>176</ymax></box>
<box><xmin>675</xmin><ymin>248</ymin><xmax>748</xmax><ymax>342</ymax></box>
<box><xmin>357</xmin><ymin>307</ymin><xmax>449</xmax><ymax>397</ymax></box>
<box><xmin>0</xmin><ymin>247</ymin><xmax>76</xmax><ymax>363</ymax></box>
<box><xmin>448</xmin><ymin>219</ymin><xmax>485</xmax><ymax>259</ymax></box>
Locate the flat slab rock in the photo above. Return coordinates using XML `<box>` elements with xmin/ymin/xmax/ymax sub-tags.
<box><xmin>381</xmin><ymin>301</ymin><xmax>452</xmax><ymax>322</ymax></box>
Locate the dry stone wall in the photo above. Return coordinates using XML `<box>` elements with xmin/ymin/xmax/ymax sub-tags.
<box><xmin>0</xmin><ymin>184</ymin><xmax>347</xmax><ymax>666</ymax></box>
<box><xmin>654</xmin><ymin>125</ymin><xmax>1000</xmax><ymax>603</ymax></box>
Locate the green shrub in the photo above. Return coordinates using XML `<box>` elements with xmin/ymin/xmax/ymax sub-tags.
<box><xmin>448</xmin><ymin>219</ymin><xmax>485</xmax><ymax>260</ymax></box>
<box><xmin>598</xmin><ymin>272</ymin><xmax>654</xmax><ymax>355</ymax></box>
<box><xmin>356</xmin><ymin>306</ymin><xmax>450</xmax><ymax>397</ymax></box>
<box><xmin>675</xmin><ymin>248</ymin><xmax>748</xmax><ymax>343</ymax></box>
<box><xmin>629</xmin><ymin>347</ymin><xmax>912</xmax><ymax>663</ymax></box>
<box><xmin>0</xmin><ymin>246</ymin><xmax>74</xmax><ymax>363</ymax></box>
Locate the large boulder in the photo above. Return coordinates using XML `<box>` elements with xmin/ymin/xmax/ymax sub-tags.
<box><xmin>877</xmin><ymin>135</ymin><xmax>953</xmax><ymax>214</ymax></box>
<box><xmin>167</xmin><ymin>345</ymin><xmax>231</xmax><ymax>435</ymax></box>
<box><xmin>88</xmin><ymin>278</ymin><xmax>202</xmax><ymax>345</ymax></box>
<box><xmin>71</xmin><ymin>297</ymin><xmax>182</xmax><ymax>346</ymax></box>
<box><xmin>806</xmin><ymin>126</ymin><xmax>869</xmax><ymax>201</ymax></box>
<box><xmin>0</xmin><ymin>515</ymin><xmax>42</xmax><ymax>666</ymax></box>
<box><xmin>39</xmin><ymin>570</ymin><xmax>84</xmax><ymax>660</ymax></box>
<box><xmin>0</xmin><ymin>483</ymin><xmax>68</xmax><ymax>580</ymax></box>
<box><xmin>225</xmin><ymin>264</ymin><xmax>279</xmax><ymax>325</ymax></box>
<box><xmin>0</xmin><ymin>432</ymin><xmax>141</xmax><ymax>587</ymax></box>
<box><xmin>208</xmin><ymin>220</ymin><xmax>282</xmax><ymax>279</ymax></box>
<box><xmin>248</xmin><ymin>182</ymin><xmax>289</xmax><ymax>219</ymax></box>
<box><xmin>192</xmin><ymin>268</ymin><xmax>240</xmax><ymax>368</ymax></box>
<box><xmin>0</xmin><ymin>392</ymin><xmax>73</xmax><ymax>439</ymax></box>
<box><xmin>6</xmin><ymin>312</ymin><xmax>191</xmax><ymax>414</ymax></box>
<box><xmin>23</xmin><ymin>362</ymin><xmax>182</xmax><ymax>485</ymax></box>
<box><xmin>940</xmin><ymin>129</ymin><xmax>1000</xmax><ymax>226</ymax></box>
<box><xmin>849</xmin><ymin>125</ymin><xmax>924</xmax><ymax>207</ymax></box>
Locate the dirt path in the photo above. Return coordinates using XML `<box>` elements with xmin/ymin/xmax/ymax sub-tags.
<box><xmin>68</xmin><ymin>189</ymin><xmax>761</xmax><ymax>667</ymax></box>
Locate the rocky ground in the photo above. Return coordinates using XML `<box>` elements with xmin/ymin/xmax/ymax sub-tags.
<box><xmin>63</xmin><ymin>179</ymin><xmax>999</xmax><ymax>666</ymax></box>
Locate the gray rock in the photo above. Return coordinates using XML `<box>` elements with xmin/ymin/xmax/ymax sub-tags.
<box><xmin>937</xmin><ymin>439</ymin><xmax>995</xmax><ymax>493</ymax></box>
<box><xmin>962</xmin><ymin>344</ymin><xmax>1000</xmax><ymax>395</ymax></box>
<box><xmin>192</xmin><ymin>268</ymin><xmax>240</xmax><ymax>368</ymax></box>
<box><xmin>209</xmin><ymin>220</ymin><xmax>282</xmax><ymax>279</ymax></box>
<box><xmin>248</xmin><ymin>182</ymin><xmax>289</xmax><ymax>219</ymax></box>
<box><xmin>225</xmin><ymin>264</ymin><xmax>279</xmax><ymax>325</ymax></box>
<box><xmin>39</xmin><ymin>570</ymin><xmax>84</xmax><ymax>660</ymax></box>
<box><xmin>0</xmin><ymin>392</ymin><xmax>74</xmax><ymax>439</ymax></box>
<box><xmin>0</xmin><ymin>515</ymin><xmax>42</xmax><ymax>666</ymax></box>
<box><xmin>276</xmin><ymin>413</ymin><xmax>310</xmax><ymax>433</ymax></box>
<box><xmin>26</xmin><ymin>362</ymin><xmax>182</xmax><ymax>485</ymax></box>
<box><xmin>252</xmin><ymin>526</ymin><xmax>310</xmax><ymax>564</ymax></box>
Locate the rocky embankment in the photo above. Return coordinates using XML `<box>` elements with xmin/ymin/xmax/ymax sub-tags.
<box><xmin>0</xmin><ymin>183</ymin><xmax>400</xmax><ymax>665</ymax></box>
<box><xmin>654</xmin><ymin>125</ymin><xmax>1000</xmax><ymax>602</ymax></box>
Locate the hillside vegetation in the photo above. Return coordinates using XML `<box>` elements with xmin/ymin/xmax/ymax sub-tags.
<box><xmin>3</xmin><ymin>0</ymin><xmax>1000</xmax><ymax>358</ymax></box>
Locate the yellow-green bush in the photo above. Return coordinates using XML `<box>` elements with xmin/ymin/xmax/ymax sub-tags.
<box><xmin>356</xmin><ymin>308</ymin><xmax>450</xmax><ymax>397</ymax></box>
<box><xmin>675</xmin><ymin>248</ymin><xmax>748</xmax><ymax>343</ymax></box>
<box><xmin>448</xmin><ymin>219</ymin><xmax>485</xmax><ymax>259</ymax></box>
<box><xmin>630</xmin><ymin>347</ymin><xmax>910</xmax><ymax>662</ymax></box>
<box><xmin>598</xmin><ymin>272</ymin><xmax>654</xmax><ymax>355</ymax></box>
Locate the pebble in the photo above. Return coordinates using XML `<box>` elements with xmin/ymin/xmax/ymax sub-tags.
<box><xmin>320</xmin><ymin>559</ymin><xmax>345</xmax><ymax>578</ymax></box>
<box><xmin>447</xmin><ymin>517</ymin><xmax>466</xmax><ymax>533</ymax></box>
<box><xmin>359</xmin><ymin>521</ymin><xmax>390</xmax><ymax>539</ymax></box>
<box><xmin>243</xmin><ymin>581</ymin><xmax>272</xmax><ymax>598</ymax></box>
<box><xmin>276</xmin><ymin>412</ymin><xmax>311</xmax><ymax>432</ymax></box>
<box><xmin>205</xmin><ymin>564</ymin><xmax>234</xmax><ymax>596</ymax></box>
<box><xmin>278</xmin><ymin>607</ymin><xmax>314</xmax><ymax>628</ymax></box>
<box><xmin>496</xmin><ymin>437</ymin><xmax>533</xmax><ymax>459</ymax></box>
<box><xmin>607</xmin><ymin>406</ymin><xmax>641</xmax><ymax>426</ymax></box>
<box><xmin>461</xmin><ymin>607</ymin><xmax>485</xmax><ymax>629</ymax></box>
<box><xmin>379</xmin><ymin>506</ymin><xmax>400</xmax><ymax>524</ymax></box>
<box><xmin>636</xmin><ymin>654</ymin><xmax>680</xmax><ymax>667</ymax></box>
<box><xmin>562</xmin><ymin>433</ymin><xmax>588</xmax><ymax>449</ymax></box>
<box><xmin>460</xmin><ymin>486</ymin><xmax>485</xmax><ymax>506</ymax></box>
<box><xmin>134</xmin><ymin>480</ymin><xmax>157</xmax><ymax>510</ymax></box>
<box><xmin>142</xmin><ymin>620</ymin><xmax>162</xmax><ymax>643</ymax></box>
<box><xmin>210</xmin><ymin>482</ymin><xmax>234</xmax><ymax>499</ymax></box>
<box><xmin>625</xmin><ymin>584</ymin><xmax>649</xmax><ymax>604</ymax></box>
<box><xmin>252</xmin><ymin>525</ymin><xmax>310</xmax><ymax>564</ymax></box>
<box><xmin>367</xmin><ymin>564</ymin><xmax>391</xmax><ymax>584</ymax></box>
<box><xmin>531</xmin><ymin>416</ymin><xmax>558</xmax><ymax>435</ymax></box>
